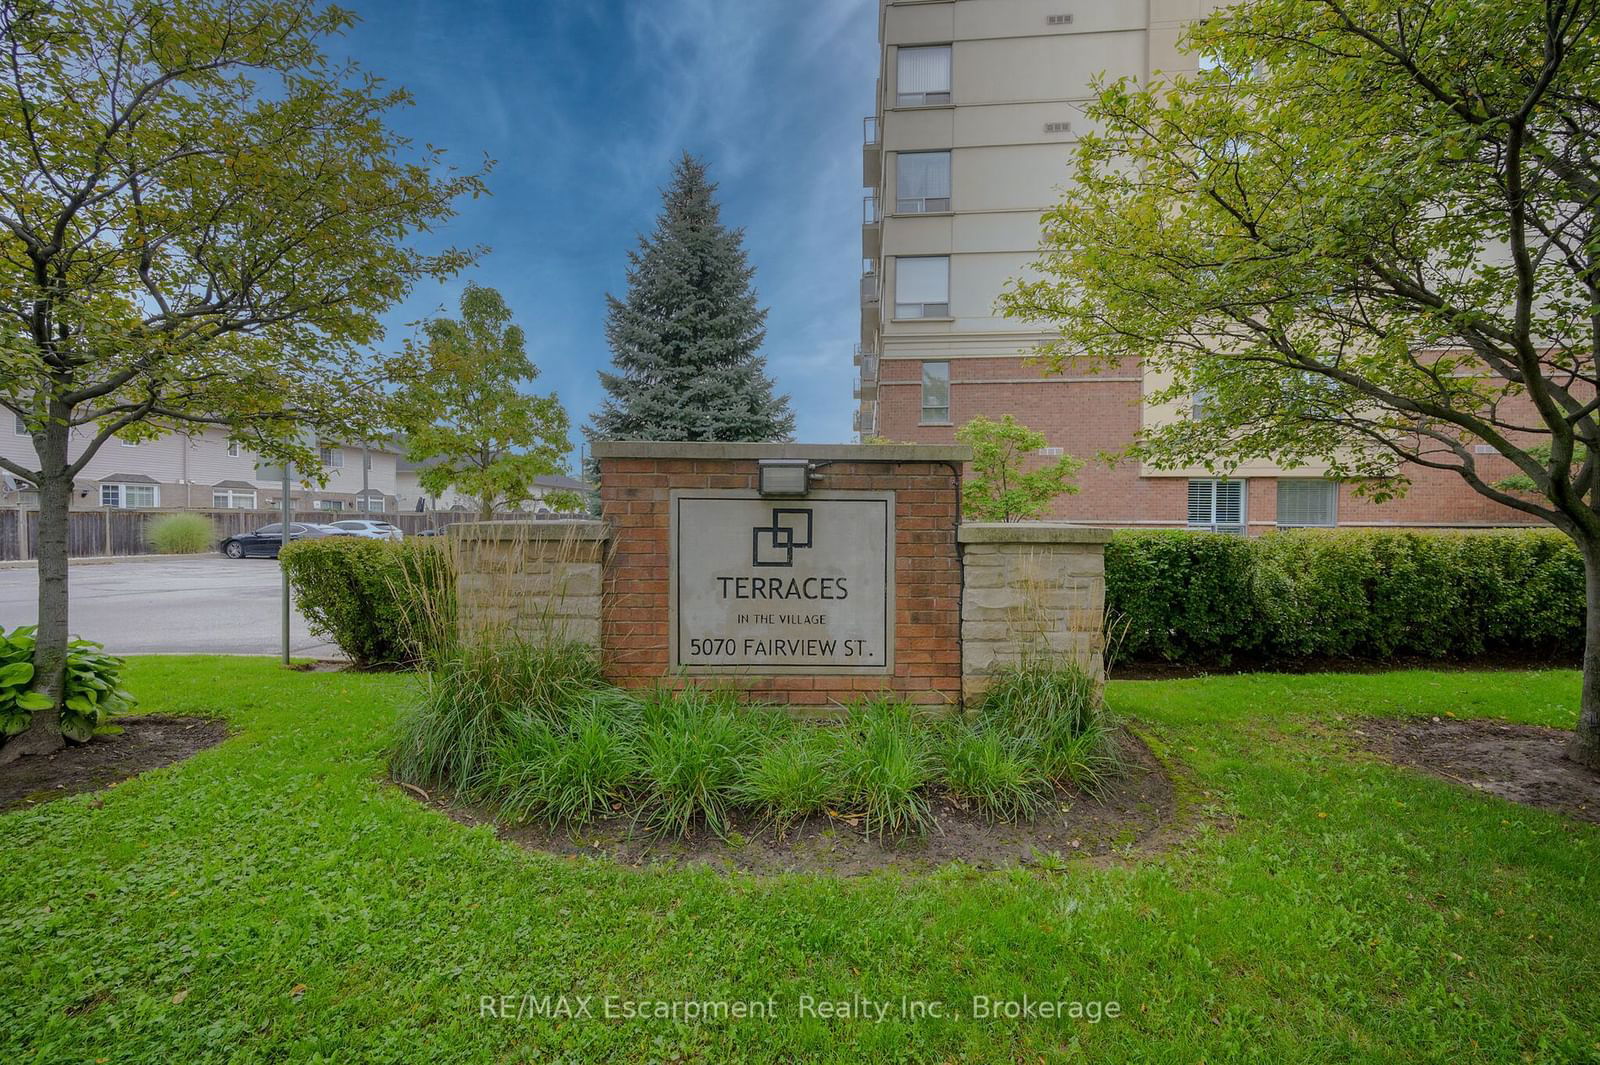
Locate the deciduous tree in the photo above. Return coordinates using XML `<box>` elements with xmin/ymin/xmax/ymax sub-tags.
<box><xmin>955</xmin><ymin>415</ymin><xmax>1081</xmax><ymax>522</ymax></box>
<box><xmin>388</xmin><ymin>284</ymin><xmax>569</xmax><ymax>519</ymax></box>
<box><xmin>0</xmin><ymin>0</ymin><xmax>483</xmax><ymax>760</ymax></box>
<box><xmin>1001</xmin><ymin>0</ymin><xmax>1600</xmax><ymax>766</ymax></box>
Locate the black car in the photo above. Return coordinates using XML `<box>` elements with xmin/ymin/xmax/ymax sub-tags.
<box><xmin>414</xmin><ymin>522</ymin><xmax>456</xmax><ymax>538</ymax></box>
<box><xmin>219</xmin><ymin>523</ymin><xmax>348</xmax><ymax>559</ymax></box>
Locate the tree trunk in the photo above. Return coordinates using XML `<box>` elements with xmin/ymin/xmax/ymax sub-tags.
<box><xmin>1570</xmin><ymin>537</ymin><xmax>1600</xmax><ymax>769</ymax></box>
<box><xmin>0</xmin><ymin>425</ymin><xmax>72</xmax><ymax>764</ymax></box>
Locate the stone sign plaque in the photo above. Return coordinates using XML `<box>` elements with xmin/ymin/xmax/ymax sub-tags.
<box><xmin>670</xmin><ymin>489</ymin><xmax>895</xmax><ymax>674</ymax></box>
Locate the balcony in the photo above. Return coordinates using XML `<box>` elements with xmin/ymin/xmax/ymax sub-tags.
<box><xmin>853</xmin><ymin>406</ymin><xmax>877</xmax><ymax>437</ymax></box>
<box><xmin>853</xmin><ymin>344</ymin><xmax>879</xmax><ymax>399</ymax></box>
<box><xmin>862</xmin><ymin>194</ymin><xmax>881</xmax><ymax>259</ymax></box>
<box><xmin>859</xmin><ymin>260</ymin><xmax>879</xmax><ymax>306</ymax></box>
<box><xmin>862</xmin><ymin>115</ymin><xmax>881</xmax><ymax>187</ymax></box>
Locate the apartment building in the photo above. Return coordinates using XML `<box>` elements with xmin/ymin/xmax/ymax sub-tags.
<box><xmin>0</xmin><ymin>415</ymin><xmax>399</xmax><ymax>512</ymax></box>
<box><xmin>855</xmin><ymin>0</ymin><xmax>1541</xmax><ymax>532</ymax></box>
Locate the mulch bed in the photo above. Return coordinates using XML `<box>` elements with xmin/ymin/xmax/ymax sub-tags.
<box><xmin>1356</xmin><ymin>716</ymin><xmax>1600</xmax><ymax>824</ymax></box>
<box><xmin>408</xmin><ymin>729</ymin><xmax>1177</xmax><ymax>876</ymax></box>
<box><xmin>0</xmin><ymin>715</ymin><xmax>229</xmax><ymax>813</ymax></box>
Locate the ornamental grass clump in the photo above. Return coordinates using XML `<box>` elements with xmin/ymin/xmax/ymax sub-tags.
<box><xmin>390</xmin><ymin>638</ymin><xmax>602</xmax><ymax>793</ymax></box>
<box><xmin>837</xmin><ymin>698</ymin><xmax>936</xmax><ymax>838</ymax></box>
<box><xmin>147</xmin><ymin>512</ymin><xmax>215</xmax><ymax>554</ymax></box>
<box><xmin>634</xmin><ymin>686</ymin><xmax>776</xmax><ymax>838</ymax></box>
<box><xmin>736</xmin><ymin>727</ymin><xmax>848</xmax><ymax>835</ymax></box>
<box><xmin>938</xmin><ymin>727</ymin><xmax>1047</xmax><ymax>822</ymax></box>
<box><xmin>971</xmin><ymin>657</ymin><xmax>1121</xmax><ymax>796</ymax></box>
<box><xmin>487</xmin><ymin>691</ymin><xmax>642</xmax><ymax>826</ymax></box>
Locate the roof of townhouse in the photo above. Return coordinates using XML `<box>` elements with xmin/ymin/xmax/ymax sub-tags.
<box><xmin>98</xmin><ymin>472</ymin><xmax>159</xmax><ymax>484</ymax></box>
<box><xmin>212</xmin><ymin>479</ymin><xmax>257</xmax><ymax>490</ymax></box>
<box><xmin>533</xmin><ymin>473</ymin><xmax>590</xmax><ymax>492</ymax></box>
<box><xmin>395</xmin><ymin>456</ymin><xmax>592</xmax><ymax>493</ymax></box>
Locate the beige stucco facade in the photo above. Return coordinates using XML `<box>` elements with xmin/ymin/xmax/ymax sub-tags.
<box><xmin>859</xmin><ymin>0</ymin><xmax>1213</xmax><ymax>433</ymax></box>
<box><xmin>0</xmin><ymin>422</ymin><xmax>399</xmax><ymax>512</ymax></box>
<box><xmin>856</xmin><ymin>0</ymin><xmax>1541</xmax><ymax>533</ymax></box>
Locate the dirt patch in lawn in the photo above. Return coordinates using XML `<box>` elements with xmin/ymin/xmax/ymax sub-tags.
<box><xmin>1356</xmin><ymin>716</ymin><xmax>1600</xmax><ymax>824</ymax></box>
<box><xmin>409</xmin><ymin>729</ymin><xmax>1177</xmax><ymax>876</ymax></box>
<box><xmin>0</xmin><ymin>715</ymin><xmax>228</xmax><ymax>813</ymax></box>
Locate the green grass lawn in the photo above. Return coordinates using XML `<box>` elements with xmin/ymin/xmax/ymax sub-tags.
<box><xmin>3</xmin><ymin>659</ymin><xmax>1596</xmax><ymax>1063</ymax></box>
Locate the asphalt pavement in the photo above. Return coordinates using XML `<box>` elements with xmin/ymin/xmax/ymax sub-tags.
<box><xmin>0</xmin><ymin>556</ymin><xmax>342</xmax><ymax>657</ymax></box>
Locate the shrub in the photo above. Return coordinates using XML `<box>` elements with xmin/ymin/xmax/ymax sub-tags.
<box><xmin>1104</xmin><ymin>530</ymin><xmax>1262</xmax><ymax>664</ymax></box>
<box><xmin>837</xmin><ymin>699</ymin><xmax>936</xmax><ymax>838</ymax></box>
<box><xmin>1106</xmin><ymin>528</ymin><xmax>1583</xmax><ymax>667</ymax></box>
<box><xmin>390</xmin><ymin>639</ymin><xmax>600</xmax><ymax>791</ymax></box>
<box><xmin>147</xmin><ymin>512</ymin><xmax>215</xmax><ymax>554</ymax></box>
<box><xmin>0</xmin><ymin>625</ymin><xmax>136</xmax><ymax>743</ymax></box>
<box><xmin>281</xmin><ymin>538</ymin><xmax>455</xmax><ymax>668</ymax></box>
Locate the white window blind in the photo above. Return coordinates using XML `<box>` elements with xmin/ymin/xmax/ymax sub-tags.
<box><xmin>895</xmin><ymin>256</ymin><xmax>949</xmax><ymax>318</ymax></box>
<box><xmin>1187</xmin><ymin>479</ymin><xmax>1245</xmax><ymax>534</ymax></box>
<box><xmin>213</xmin><ymin>489</ymin><xmax>257</xmax><ymax>509</ymax></box>
<box><xmin>920</xmin><ymin>361</ymin><xmax>951</xmax><ymax>423</ymax></box>
<box><xmin>1276</xmin><ymin>479</ymin><xmax>1336</xmax><ymax>527</ymax></box>
<box><xmin>896</xmin><ymin>152</ymin><xmax>950</xmax><ymax>213</ymax></box>
<box><xmin>102</xmin><ymin>483</ymin><xmax>157</xmax><ymax>508</ymax></box>
<box><xmin>897</xmin><ymin>46</ymin><xmax>951</xmax><ymax>105</ymax></box>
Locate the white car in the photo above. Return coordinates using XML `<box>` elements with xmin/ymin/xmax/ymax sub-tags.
<box><xmin>327</xmin><ymin>519</ymin><xmax>404</xmax><ymax>542</ymax></box>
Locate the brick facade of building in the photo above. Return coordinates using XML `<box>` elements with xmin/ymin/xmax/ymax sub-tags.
<box><xmin>875</xmin><ymin>355</ymin><xmax>1543</xmax><ymax>532</ymax></box>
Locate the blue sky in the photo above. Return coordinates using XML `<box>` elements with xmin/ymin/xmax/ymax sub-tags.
<box><xmin>338</xmin><ymin>0</ymin><xmax>878</xmax><ymax>464</ymax></box>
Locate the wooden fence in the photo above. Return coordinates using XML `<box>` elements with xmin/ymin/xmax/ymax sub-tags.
<box><xmin>0</xmin><ymin>508</ymin><xmax>571</xmax><ymax>562</ymax></box>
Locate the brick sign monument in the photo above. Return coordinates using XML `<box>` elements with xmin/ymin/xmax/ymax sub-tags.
<box><xmin>453</xmin><ymin>442</ymin><xmax>1110</xmax><ymax>710</ymax></box>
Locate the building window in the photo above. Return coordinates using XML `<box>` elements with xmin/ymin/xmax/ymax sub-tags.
<box><xmin>119</xmin><ymin>437</ymin><xmax>138</xmax><ymax>448</ymax></box>
<box><xmin>101</xmin><ymin>483</ymin><xmax>158</xmax><ymax>508</ymax></box>
<box><xmin>319</xmin><ymin>445</ymin><xmax>344</xmax><ymax>468</ymax></box>
<box><xmin>1190</xmin><ymin>387</ymin><xmax>1213</xmax><ymax>420</ymax></box>
<box><xmin>212</xmin><ymin>489</ymin><xmax>257</xmax><ymax>509</ymax></box>
<box><xmin>315</xmin><ymin>498</ymin><xmax>345</xmax><ymax>512</ymax></box>
<box><xmin>920</xmin><ymin>361</ymin><xmax>951</xmax><ymax>424</ymax></box>
<box><xmin>12</xmin><ymin>412</ymin><xmax>26</xmax><ymax>436</ymax></box>
<box><xmin>1277</xmin><ymin>478</ymin><xmax>1337</xmax><ymax>527</ymax></box>
<box><xmin>1187</xmin><ymin>479</ymin><xmax>1245</xmax><ymax>534</ymax></box>
<box><xmin>896</xmin><ymin>151</ymin><xmax>950</xmax><ymax>213</ymax></box>
<box><xmin>895</xmin><ymin>256</ymin><xmax>949</xmax><ymax>319</ymax></box>
<box><xmin>356</xmin><ymin>491</ymin><xmax>385</xmax><ymax>511</ymax></box>
<box><xmin>227</xmin><ymin>441</ymin><xmax>242</xmax><ymax>457</ymax></box>
<box><xmin>897</xmin><ymin>45</ymin><xmax>951</xmax><ymax>106</ymax></box>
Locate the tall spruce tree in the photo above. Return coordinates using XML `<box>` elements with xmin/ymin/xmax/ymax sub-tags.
<box><xmin>586</xmin><ymin>154</ymin><xmax>795</xmax><ymax>447</ymax></box>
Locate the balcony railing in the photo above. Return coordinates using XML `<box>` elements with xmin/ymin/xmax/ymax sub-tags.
<box><xmin>863</xmin><ymin>194</ymin><xmax>880</xmax><ymax>225</ymax></box>
<box><xmin>863</xmin><ymin>115</ymin><xmax>879</xmax><ymax>147</ymax></box>
<box><xmin>859</xmin><ymin>261</ymin><xmax>879</xmax><ymax>305</ymax></box>
<box><xmin>853</xmin><ymin>406</ymin><xmax>877</xmax><ymax>436</ymax></box>
<box><xmin>860</xmin><ymin>352</ymin><xmax>879</xmax><ymax>383</ymax></box>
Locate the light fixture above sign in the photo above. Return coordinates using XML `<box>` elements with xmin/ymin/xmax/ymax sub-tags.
<box><xmin>757</xmin><ymin>458</ymin><xmax>812</xmax><ymax>497</ymax></box>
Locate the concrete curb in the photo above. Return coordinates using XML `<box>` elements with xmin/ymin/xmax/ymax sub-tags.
<box><xmin>0</xmin><ymin>552</ymin><xmax>219</xmax><ymax>571</ymax></box>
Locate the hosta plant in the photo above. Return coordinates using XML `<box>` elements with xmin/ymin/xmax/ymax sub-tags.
<box><xmin>0</xmin><ymin>626</ymin><xmax>135</xmax><ymax>743</ymax></box>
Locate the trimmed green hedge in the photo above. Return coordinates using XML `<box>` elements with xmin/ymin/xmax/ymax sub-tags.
<box><xmin>1106</xmin><ymin>529</ymin><xmax>1583</xmax><ymax>666</ymax></box>
<box><xmin>280</xmin><ymin>538</ymin><xmax>454</xmax><ymax>668</ymax></box>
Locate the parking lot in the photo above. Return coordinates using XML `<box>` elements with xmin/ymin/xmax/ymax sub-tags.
<box><xmin>0</xmin><ymin>556</ymin><xmax>341</xmax><ymax>658</ymax></box>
